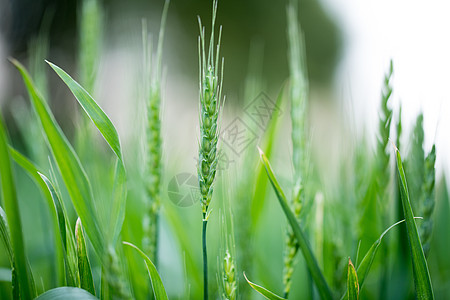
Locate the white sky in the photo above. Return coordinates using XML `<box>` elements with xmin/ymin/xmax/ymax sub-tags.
<box><xmin>323</xmin><ymin>0</ymin><xmax>450</xmax><ymax>176</ymax></box>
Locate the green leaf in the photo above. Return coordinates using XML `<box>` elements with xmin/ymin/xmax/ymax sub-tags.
<box><xmin>0</xmin><ymin>206</ymin><xmax>13</xmax><ymax>263</ymax></box>
<box><xmin>46</xmin><ymin>61</ymin><xmax>123</xmax><ymax>162</ymax></box>
<box><xmin>347</xmin><ymin>259</ymin><xmax>359</xmax><ymax>300</ymax></box>
<box><xmin>244</xmin><ymin>272</ymin><xmax>286</xmax><ymax>300</ymax></box>
<box><xmin>9</xmin><ymin>147</ymin><xmax>65</xmax><ymax>284</ymax></box>
<box><xmin>258</xmin><ymin>148</ymin><xmax>333</xmax><ymax>300</ymax></box>
<box><xmin>39</xmin><ymin>172</ymin><xmax>78</xmax><ymax>287</ymax></box>
<box><xmin>123</xmin><ymin>242</ymin><xmax>168</xmax><ymax>300</ymax></box>
<box><xmin>11</xmin><ymin>58</ymin><xmax>105</xmax><ymax>258</ymax></box>
<box><xmin>35</xmin><ymin>287</ymin><xmax>98</xmax><ymax>299</ymax></box>
<box><xmin>75</xmin><ymin>218</ymin><xmax>95</xmax><ymax>296</ymax></box>
<box><xmin>395</xmin><ymin>147</ymin><xmax>434</xmax><ymax>299</ymax></box>
<box><xmin>341</xmin><ymin>219</ymin><xmax>411</xmax><ymax>300</ymax></box>
<box><xmin>0</xmin><ymin>206</ymin><xmax>20</xmax><ymax>298</ymax></box>
<box><xmin>47</xmin><ymin>61</ymin><xmax>126</xmax><ymax>244</ymax></box>
<box><xmin>251</xmin><ymin>84</ymin><xmax>286</xmax><ymax>229</ymax></box>
<box><xmin>0</xmin><ymin>110</ymin><xmax>36</xmax><ymax>299</ymax></box>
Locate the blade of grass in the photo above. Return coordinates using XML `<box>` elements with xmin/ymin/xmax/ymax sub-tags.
<box><xmin>243</xmin><ymin>272</ymin><xmax>286</xmax><ymax>300</ymax></box>
<box><xmin>0</xmin><ymin>110</ymin><xmax>36</xmax><ymax>299</ymax></box>
<box><xmin>123</xmin><ymin>242</ymin><xmax>168</xmax><ymax>300</ymax></box>
<box><xmin>46</xmin><ymin>60</ymin><xmax>126</xmax><ymax>244</ymax></box>
<box><xmin>35</xmin><ymin>287</ymin><xmax>98</xmax><ymax>299</ymax></box>
<box><xmin>39</xmin><ymin>172</ymin><xmax>78</xmax><ymax>286</ymax></box>
<box><xmin>395</xmin><ymin>146</ymin><xmax>434</xmax><ymax>299</ymax></box>
<box><xmin>11</xmin><ymin>58</ymin><xmax>105</xmax><ymax>258</ymax></box>
<box><xmin>0</xmin><ymin>206</ymin><xmax>20</xmax><ymax>298</ymax></box>
<box><xmin>258</xmin><ymin>148</ymin><xmax>333</xmax><ymax>300</ymax></box>
<box><xmin>75</xmin><ymin>218</ymin><xmax>95</xmax><ymax>295</ymax></box>
<box><xmin>340</xmin><ymin>219</ymin><xmax>414</xmax><ymax>299</ymax></box>
<box><xmin>9</xmin><ymin>147</ymin><xmax>66</xmax><ymax>284</ymax></box>
<box><xmin>251</xmin><ymin>84</ymin><xmax>286</xmax><ymax>229</ymax></box>
<box><xmin>347</xmin><ymin>259</ymin><xmax>359</xmax><ymax>300</ymax></box>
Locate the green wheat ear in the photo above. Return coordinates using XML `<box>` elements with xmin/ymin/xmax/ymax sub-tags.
<box><xmin>197</xmin><ymin>0</ymin><xmax>224</xmax><ymax>217</ymax></box>
<box><xmin>197</xmin><ymin>1</ymin><xmax>224</xmax><ymax>299</ymax></box>
<box><xmin>419</xmin><ymin>145</ymin><xmax>436</xmax><ymax>256</ymax></box>
<box><xmin>284</xmin><ymin>0</ymin><xmax>309</xmax><ymax>297</ymax></box>
<box><xmin>141</xmin><ymin>0</ymin><xmax>170</xmax><ymax>267</ymax></box>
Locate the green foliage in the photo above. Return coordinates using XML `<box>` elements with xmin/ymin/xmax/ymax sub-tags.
<box><xmin>35</xmin><ymin>287</ymin><xmax>97</xmax><ymax>299</ymax></box>
<box><xmin>347</xmin><ymin>259</ymin><xmax>359</xmax><ymax>300</ymax></box>
<box><xmin>259</xmin><ymin>148</ymin><xmax>333</xmax><ymax>300</ymax></box>
<box><xmin>395</xmin><ymin>147</ymin><xmax>434</xmax><ymax>299</ymax></box>
<box><xmin>244</xmin><ymin>273</ymin><xmax>286</xmax><ymax>300</ymax></box>
<box><xmin>123</xmin><ymin>242</ymin><xmax>168</xmax><ymax>300</ymax></box>
<box><xmin>75</xmin><ymin>218</ymin><xmax>95</xmax><ymax>295</ymax></box>
<box><xmin>0</xmin><ymin>111</ymin><xmax>36</xmax><ymax>299</ymax></box>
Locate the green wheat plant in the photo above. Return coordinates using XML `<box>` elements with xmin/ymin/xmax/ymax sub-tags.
<box><xmin>197</xmin><ymin>0</ymin><xmax>224</xmax><ymax>298</ymax></box>
<box><xmin>283</xmin><ymin>0</ymin><xmax>310</xmax><ymax>297</ymax></box>
<box><xmin>141</xmin><ymin>0</ymin><xmax>170</xmax><ymax>268</ymax></box>
<box><xmin>1</xmin><ymin>0</ymin><xmax>448</xmax><ymax>299</ymax></box>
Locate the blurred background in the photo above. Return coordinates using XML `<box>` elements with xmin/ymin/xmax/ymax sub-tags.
<box><xmin>0</xmin><ymin>0</ymin><xmax>450</xmax><ymax>299</ymax></box>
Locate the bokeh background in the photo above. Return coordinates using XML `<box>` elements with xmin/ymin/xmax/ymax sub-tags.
<box><xmin>0</xmin><ymin>0</ymin><xmax>450</xmax><ymax>299</ymax></box>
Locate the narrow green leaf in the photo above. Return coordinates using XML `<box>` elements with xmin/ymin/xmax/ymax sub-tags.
<box><xmin>39</xmin><ymin>172</ymin><xmax>78</xmax><ymax>287</ymax></box>
<box><xmin>46</xmin><ymin>61</ymin><xmax>123</xmax><ymax>162</ymax></box>
<box><xmin>0</xmin><ymin>206</ymin><xmax>13</xmax><ymax>263</ymax></box>
<box><xmin>35</xmin><ymin>287</ymin><xmax>98</xmax><ymax>299</ymax></box>
<box><xmin>395</xmin><ymin>147</ymin><xmax>434</xmax><ymax>299</ymax></box>
<box><xmin>258</xmin><ymin>148</ymin><xmax>333</xmax><ymax>300</ymax></box>
<box><xmin>9</xmin><ymin>147</ymin><xmax>65</xmax><ymax>284</ymax></box>
<box><xmin>340</xmin><ymin>219</ymin><xmax>412</xmax><ymax>300</ymax></box>
<box><xmin>251</xmin><ymin>84</ymin><xmax>286</xmax><ymax>229</ymax></box>
<box><xmin>243</xmin><ymin>272</ymin><xmax>286</xmax><ymax>300</ymax></box>
<box><xmin>0</xmin><ymin>110</ymin><xmax>36</xmax><ymax>299</ymax></box>
<box><xmin>0</xmin><ymin>206</ymin><xmax>20</xmax><ymax>298</ymax></box>
<box><xmin>46</xmin><ymin>61</ymin><xmax>126</xmax><ymax>244</ymax></box>
<box><xmin>123</xmin><ymin>242</ymin><xmax>168</xmax><ymax>300</ymax></box>
<box><xmin>75</xmin><ymin>218</ymin><xmax>95</xmax><ymax>296</ymax></box>
<box><xmin>347</xmin><ymin>259</ymin><xmax>359</xmax><ymax>300</ymax></box>
<box><xmin>11</xmin><ymin>58</ymin><xmax>105</xmax><ymax>258</ymax></box>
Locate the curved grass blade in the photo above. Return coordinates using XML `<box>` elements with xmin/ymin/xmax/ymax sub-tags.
<box><xmin>258</xmin><ymin>148</ymin><xmax>333</xmax><ymax>300</ymax></box>
<box><xmin>35</xmin><ymin>287</ymin><xmax>98</xmax><ymax>299</ymax></box>
<box><xmin>347</xmin><ymin>259</ymin><xmax>359</xmax><ymax>300</ymax></box>
<box><xmin>46</xmin><ymin>61</ymin><xmax>123</xmax><ymax>162</ymax></box>
<box><xmin>0</xmin><ymin>111</ymin><xmax>36</xmax><ymax>299</ymax></box>
<box><xmin>9</xmin><ymin>147</ymin><xmax>66</xmax><ymax>284</ymax></box>
<box><xmin>0</xmin><ymin>206</ymin><xmax>20</xmax><ymax>298</ymax></box>
<box><xmin>11</xmin><ymin>59</ymin><xmax>105</xmax><ymax>258</ymax></box>
<box><xmin>39</xmin><ymin>172</ymin><xmax>78</xmax><ymax>287</ymax></box>
<box><xmin>46</xmin><ymin>61</ymin><xmax>126</xmax><ymax>244</ymax></box>
<box><xmin>123</xmin><ymin>242</ymin><xmax>168</xmax><ymax>300</ymax></box>
<box><xmin>251</xmin><ymin>84</ymin><xmax>286</xmax><ymax>229</ymax></box>
<box><xmin>340</xmin><ymin>219</ymin><xmax>415</xmax><ymax>300</ymax></box>
<box><xmin>243</xmin><ymin>272</ymin><xmax>286</xmax><ymax>300</ymax></box>
<box><xmin>75</xmin><ymin>218</ymin><xmax>95</xmax><ymax>295</ymax></box>
<box><xmin>395</xmin><ymin>147</ymin><xmax>434</xmax><ymax>299</ymax></box>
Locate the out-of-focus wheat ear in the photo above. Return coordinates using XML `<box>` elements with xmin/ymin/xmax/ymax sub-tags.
<box><xmin>419</xmin><ymin>145</ymin><xmax>436</xmax><ymax>257</ymax></box>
